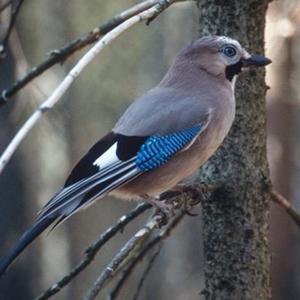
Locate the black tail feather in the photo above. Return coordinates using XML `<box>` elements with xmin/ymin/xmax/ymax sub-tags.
<box><xmin>0</xmin><ymin>216</ymin><xmax>57</xmax><ymax>276</ymax></box>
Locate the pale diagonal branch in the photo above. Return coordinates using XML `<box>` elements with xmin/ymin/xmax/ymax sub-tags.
<box><xmin>0</xmin><ymin>0</ymin><xmax>181</xmax><ymax>175</ymax></box>
<box><xmin>108</xmin><ymin>213</ymin><xmax>183</xmax><ymax>300</ymax></box>
<box><xmin>0</xmin><ymin>0</ymin><xmax>159</xmax><ymax>105</ymax></box>
<box><xmin>131</xmin><ymin>213</ymin><xmax>185</xmax><ymax>300</ymax></box>
<box><xmin>84</xmin><ymin>218</ymin><xmax>159</xmax><ymax>300</ymax></box>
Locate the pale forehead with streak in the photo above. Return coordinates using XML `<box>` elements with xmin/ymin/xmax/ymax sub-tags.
<box><xmin>215</xmin><ymin>36</ymin><xmax>242</xmax><ymax>48</ymax></box>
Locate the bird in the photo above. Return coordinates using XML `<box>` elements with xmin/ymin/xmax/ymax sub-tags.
<box><xmin>0</xmin><ymin>35</ymin><xmax>271</xmax><ymax>275</ymax></box>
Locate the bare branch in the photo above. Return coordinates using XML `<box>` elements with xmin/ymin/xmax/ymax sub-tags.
<box><xmin>131</xmin><ymin>245</ymin><xmax>161</xmax><ymax>300</ymax></box>
<box><xmin>108</xmin><ymin>211</ymin><xmax>185</xmax><ymax>300</ymax></box>
<box><xmin>271</xmin><ymin>190</ymin><xmax>300</xmax><ymax>228</ymax></box>
<box><xmin>35</xmin><ymin>203</ymin><xmax>151</xmax><ymax>300</ymax></box>
<box><xmin>84</xmin><ymin>218</ymin><xmax>159</xmax><ymax>300</ymax></box>
<box><xmin>0</xmin><ymin>0</ymin><xmax>159</xmax><ymax>105</ymax></box>
<box><xmin>131</xmin><ymin>213</ymin><xmax>184</xmax><ymax>300</ymax></box>
<box><xmin>108</xmin><ymin>255</ymin><xmax>141</xmax><ymax>300</ymax></box>
<box><xmin>0</xmin><ymin>0</ymin><xmax>181</xmax><ymax>175</ymax></box>
<box><xmin>107</xmin><ymin>244</ymin><xmax>161</xmax><ymax>300</ymax></box>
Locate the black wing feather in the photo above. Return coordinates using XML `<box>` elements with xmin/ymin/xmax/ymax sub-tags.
<box><xmin>0</xmin><ymin>132</ymin><xmax>146</xmax><ymax>276</ymax></box>
<box><xmin>65</xmin><ymin>132</ymin><xmax>146</xmax><ymax>186</ymax></box>
<box><xmin>64</xmin><ymin>132</ymin><xmax>118</xmax><ymax>186</ymax></box>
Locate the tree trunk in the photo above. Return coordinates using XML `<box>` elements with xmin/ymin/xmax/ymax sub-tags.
<box><xmin>196</xmin><ymin>1</ymin><xmax>271</xmax><ymax>299</ymax></box>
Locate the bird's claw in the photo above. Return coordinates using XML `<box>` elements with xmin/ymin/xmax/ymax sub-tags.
<box><xmin>183</xmin><ymin>199</ymin><xmax>199</xmax><ymax>217</ymax></box>
<box><xmin>152</xmin><ymin>201</ymin><xmax>175</xmax><ymax>227</ymax></box>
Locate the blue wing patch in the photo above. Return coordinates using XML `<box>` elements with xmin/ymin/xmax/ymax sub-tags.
<box><xmin>136</xmin><ymin>124</ymin><xmax>204</xmax><ymax>172</ymax></box>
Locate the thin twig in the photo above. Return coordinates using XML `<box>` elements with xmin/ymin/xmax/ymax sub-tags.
<box><xmin>107</xmin><ymin>256</ymin><xmax>142</xmax><ymax>300</ymax></box>
<box><xmin>84</xmin><ymin>218</ymin><xmax>159</xmax><ymax>300</ymax></box>
<box><xmin>131</xmin><ymin>213</ymin><xmax>184</xmax><ymax>300</ymax></box>
<box><xmin>107</xmin><ymin>211</ymin><xmax>185</xmax><ymax>300</ymax></box>
<box><xmin>131</xmin><ymin>245</ymin><xmax>161</xmax><ymax>300</ymax></box>
<box><xmin>0</xmin><ymin>0</ymin><xmax>24</xmax><ymax>57</ymax></box>
<box><xmin>0</xmin><ymin>0</ymin><xmax>180</xmax><ymax>176</ymax></box>
<box><xmin>35</xmin><ymin>203</ymin><xmax>151</xmax><ymax>300</ymax></box>
<box><xmin>0</xmin><ymin>0</ymin><xmax>159</xmax><ymax>104</ymax></box>
<box><xmin>271</xmin><ymin>190</ymin><xmax>300</xmax><ymax>228</ymax></box>
<box><xmin>107</xmin><ymin>244</ymin><xmax>160</xmax><ymax>300</ymax></box>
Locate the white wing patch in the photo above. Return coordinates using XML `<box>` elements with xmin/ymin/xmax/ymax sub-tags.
<box><xmin>93</xmin><ymin>142</ymin><xmax>119</xmax><ymax>169</ymax></box>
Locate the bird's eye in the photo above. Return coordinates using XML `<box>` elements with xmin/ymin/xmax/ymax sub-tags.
<box><xmin>223</xmin><ymin>46</ymin><xmax>237</xmax><ymax>57</ymax></box>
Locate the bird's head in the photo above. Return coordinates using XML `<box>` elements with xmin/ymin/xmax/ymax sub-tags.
<box><xmin>182</xmin><ymin>35</ymin><xmax>271</xmax><ymax>82</ymax></box>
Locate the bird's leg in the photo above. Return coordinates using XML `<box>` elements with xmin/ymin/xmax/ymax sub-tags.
<box><xmin>156</xmin><ymin>184</ymin><xmax>204</xmax><ymax>217</ymax></box>
<box><xmin>169</xmin><ymin>183</ymin><xmax>217</xmax><ymax>215</ymax></box>
<box><xmin>170</xmin><ymin>184</ymin><xmax>201</xmax><ymax>216</ymax></box>
<box><xmin>142</xmin><ymin>194</ymin><xmax>175</xmax><ymax>226</ymax></box>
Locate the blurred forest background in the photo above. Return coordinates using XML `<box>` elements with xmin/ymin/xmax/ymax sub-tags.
<box><xmin>0</xmin><ymin>0</ymin><xmax>299</xmax><ymax>299</ymax></box>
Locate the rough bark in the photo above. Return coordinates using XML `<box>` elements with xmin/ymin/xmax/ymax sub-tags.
<box><xmin>196</xmin><ymin>1</ymin><xmax>271</xmax><ymax>299</ymax></box>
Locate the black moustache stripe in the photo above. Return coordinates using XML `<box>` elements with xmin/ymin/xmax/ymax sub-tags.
<box><xmin>225</xmin><ymin>60</ymin><xmax>243</xmax><ymax>81</ymax></box>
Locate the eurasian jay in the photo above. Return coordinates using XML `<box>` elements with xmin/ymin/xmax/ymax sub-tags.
<box><xmin>0</xmin><ymin>35</ymin><xmax>271</xmax><ymax>275</ymax></box>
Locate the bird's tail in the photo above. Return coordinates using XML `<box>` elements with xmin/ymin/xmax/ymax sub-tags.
<box><xmin>0</xmin><ymin>215</ymin><xmax>57</xmax><ymax>276</ymax></box>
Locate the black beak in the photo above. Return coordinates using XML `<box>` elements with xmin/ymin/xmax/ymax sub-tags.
<box><xmin>242</xmin><ymin>54</ymin><xmax>272</xmax><ymax>67</ymax></box>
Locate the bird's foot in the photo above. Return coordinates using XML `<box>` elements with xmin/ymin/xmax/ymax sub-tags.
<box><xmin>143</xmin><ymin>183</ymin><xmax>221</xmax><ymax>226</ymax></box>
<box><xmin>168</xmin><ymin>182</ymin><xmax>221</xmax><ymax>215</ymax></box>
<box><xmin>143</xmin><ymin>195</ymin><xmax>175</xmax><ymax>227</ymax></box>
<box><xmin>170</xmin><ymin>183</ymin><xmax>205</xmax><ymax>207</ymax></box>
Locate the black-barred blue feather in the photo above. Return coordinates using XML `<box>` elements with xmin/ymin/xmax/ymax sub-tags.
<box><xmin>136</xmin><ymin>124</ymin><xmax>203</xmax><ymax>171</ymax></box>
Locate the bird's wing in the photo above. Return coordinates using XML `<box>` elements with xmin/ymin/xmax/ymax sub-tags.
<box><xmin>38</xmin><ymin>117</ymin><xmax>210</xmax><ymax>228</ymax></box>
<box><xmin>114</xmin><ymin>87</ymin><xmax>212</xmax><ymax>136</ymax></box>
